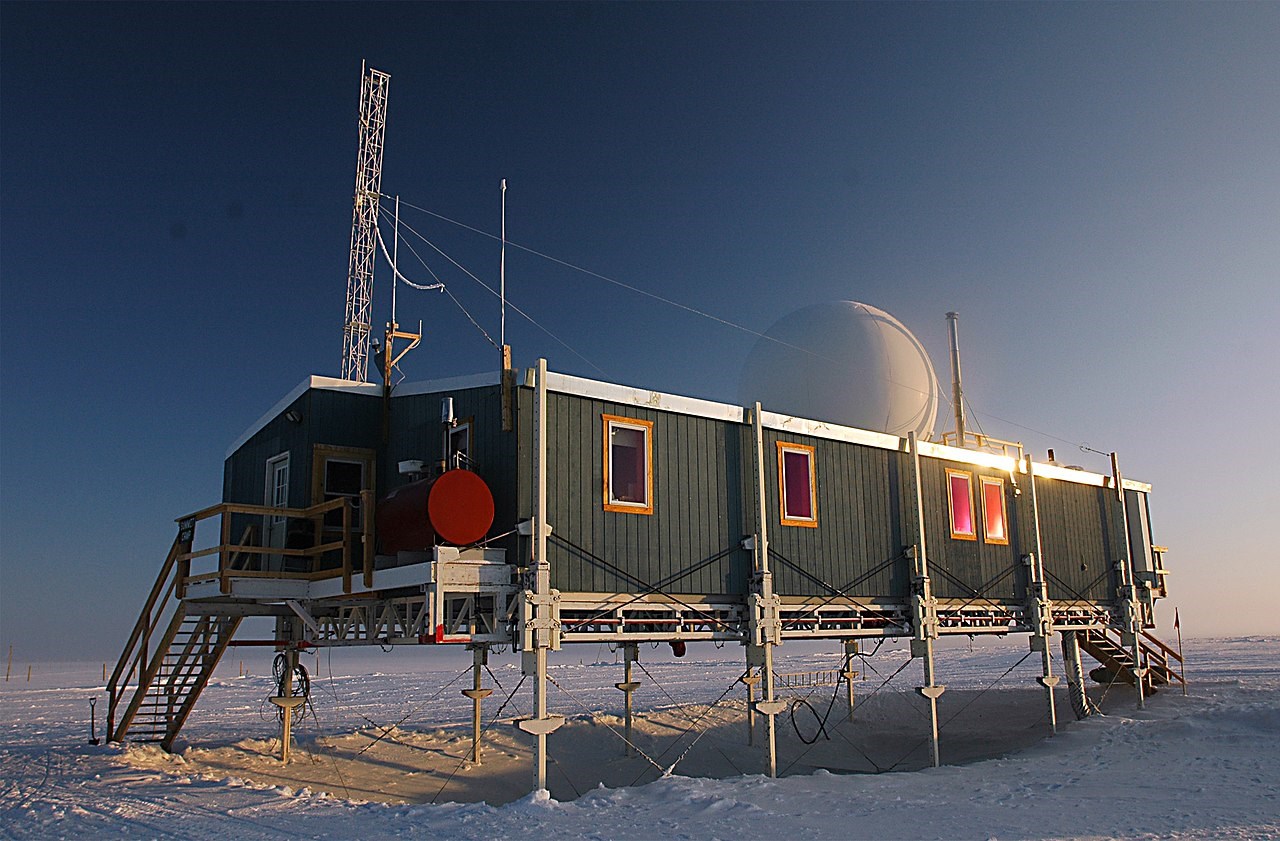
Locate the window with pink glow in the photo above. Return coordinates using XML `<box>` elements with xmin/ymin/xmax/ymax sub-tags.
<box><xmin>947</xmin><ymin>469</ymin><xmax>976</xmax><ymax>540</ymax></box>
<box><xmin>981</xmin><ymin>477</ymin><xmax>1008</xmax><ymax>545</ymax></box>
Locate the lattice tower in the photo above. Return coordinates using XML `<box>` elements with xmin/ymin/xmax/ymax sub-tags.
<box><xmin>341</xmin><ymin>63</ymin><xmax>391</xmax><ymax>382</ymax></box>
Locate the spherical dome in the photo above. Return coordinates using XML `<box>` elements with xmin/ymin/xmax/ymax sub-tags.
<box><xmin>738</xmin><ymin>301</ymin><xmax>939</xmax><ymax>439</ymax></box>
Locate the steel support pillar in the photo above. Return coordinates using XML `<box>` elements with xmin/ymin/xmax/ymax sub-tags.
<box><xmin>908</xmin><ymin>432</ymin><xmax>944</xmax><ymax>768</ymax></box>
<box><xmin>271</xmin><ymin>648</ymin><xmax>304</xmax><ymax>764</ymax></box>
<box><xmin>1022</xmin><ymin>456</ymin><xmax>1059</xmax><ymax>734</ymax></box>
<box><xmin>741</xmin><ymin>669</ymin><xmax>760</xmax><ymax>746</ymax></box>
<box><xmin>614</xmin><ymin>644</ymin><xmax>640</xmax><ymax>756</ymax></box>
<box><xmin>747</xmin><ymin>403</ymin><xmax>785</xmax><ymax>777</ymax></box>
<box><xmin>517</xmin><ymin>359</ymin><xmax>563</xmax><ymax>793</ymax></box>
<box><xmin>1061</xmin><ymin>630</ymin><xmax>1096</xmax><ymax>720</ymax></box>
<box><xmin>841</xmin><ymin>640</ymin><xmax>859</xmax><ymax>723</ymax></box>
<box><xmin>461</xmin><ymin>645</ymin><xmax>493</xmax><ymax>764</ymax></box>
<box><xmin>1031</xmin><ymin>618</ymin><xmax>1060</xmax><ymax>735</ymax></box>
<box><xmin>1111</xmin><ymin>453</ymin><xmax>1146</xmax><ymax>710</ymax></box>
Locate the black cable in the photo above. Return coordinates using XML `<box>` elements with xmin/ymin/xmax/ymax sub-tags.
<box><xmin>778</xmin><ymin>654</ymin><xmax>916</xmax><ymax>776</ymax></box>
<box><xmin>788</xmin><ymin>694</ymin><xmax>833</xmax><ymax>746</ymax></box>
<box><xmin>270</xmin><ymin>653</ymin><xmax>311</xmax><ymax>724</ymax></box>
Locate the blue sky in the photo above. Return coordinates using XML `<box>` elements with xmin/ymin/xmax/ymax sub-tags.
<box><xmin>2</xmin><ymin>3</ymin><xmax>1277</xmax><ymax>661</ymax></box>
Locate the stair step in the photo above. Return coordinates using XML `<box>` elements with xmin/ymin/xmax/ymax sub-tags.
<box><xmin>111</xmin><ymin>595</ymin><xmax>240</xmax><ymax>745</ymax></box>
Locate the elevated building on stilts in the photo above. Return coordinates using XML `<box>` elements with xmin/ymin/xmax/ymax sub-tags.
<box><xmin>106</xmin><ymin>62</ymin><xmax>1183</xmax><ymax>795</ymax></box>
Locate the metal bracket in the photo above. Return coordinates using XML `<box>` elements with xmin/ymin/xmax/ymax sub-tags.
<box><xmin>748</xmin><ymin>592</ymin><xmax>781</xmax><ymax>646</ymax></box>
<box><xmin>517</xmin><ymin>715</ymin><xmax>565</xmax><ymax>736</ymax></box>
<box><xmin>518</xmin><ymin>589</ymin><xmax>562</xmax><ymax>651</ymax></box>
<box><xmin>284</xmin><ymin>600</ymin><xmax>320</xmax><ymax>637</ymax></box>
<box><xmin>753</xmin><ymin>700</ymin><xmax>787</xmax><ymax>716</ymax></box>
<box><xmin>516</xmin><ymin>519</ymin><xmax>553</xmax><ymax>537</ymax></box>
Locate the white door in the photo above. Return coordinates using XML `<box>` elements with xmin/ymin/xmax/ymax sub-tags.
<box><xmin>265</xmin><ymin>453</ymin><xmax>290</xmax><ymax>569</ymax></box>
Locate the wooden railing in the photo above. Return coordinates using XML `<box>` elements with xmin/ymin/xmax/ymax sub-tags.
<box><xmin>1140</xmin><ymin>627</ymin><xmax>1186</xmax><ymax>689</ymax></box>
<box><xmin>176</xmin><ymin>492</ymin><xmax>375</xmax><ymax>595</ymax></box>
<box><xmin>107</xmin><ymin>493</ymin><xmax>376</xmax><ymax>743</ymax></box>
<box><xmin>938</xmin><ymin>430</ymin><xmax>1024</xmax><ymax>460</ymax></box>
<box><xmin>107</xmin><ymin>531</ymin><xmax>188</xmax><ymax>741</ymax></box>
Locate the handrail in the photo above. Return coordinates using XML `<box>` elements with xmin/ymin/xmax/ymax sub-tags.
<box><xmin>939</xmin><ymin>430</ymin><xmax>1025</xmax><ymax>460</ymax></box>
<box><xmin>172</xmin><ymin>498</ymin><xmax>357</xmax><ymax>596</ymax></box>
<box><xmin>1140</xmin><ymin>628</ymin><xmax>1183</xmax><ymax>663</ymax></box>
<box><xmin>176</xmin><ymin>497</ymin><xmax>347</xmax><ymax>524</ymax></box>
<box><xmin>108</xmin><ymin>498</ymin><xmax>361</xmax><ymax>742</ymax></box>
<box><xmin>107</xmin><ymin>531</ymin><xmax>187</xmax><ymax>741</ymax></box>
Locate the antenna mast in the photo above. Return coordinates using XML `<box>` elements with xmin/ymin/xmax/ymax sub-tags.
<box><xmin>500</xmin><ymin>179</ymin><xmax>508</xmax><ymax>347</ymax></box>
<box><xmin>946</xmin><ymin>311</ymin><xmax>966</xmax><ymax>447</ymax></box>
<box><xmin>341</xmin><ymin>61</ymin><xmax>391</xmax><ymax>382</ymax></box>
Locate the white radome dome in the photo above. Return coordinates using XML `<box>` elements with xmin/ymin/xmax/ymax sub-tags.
<box><xmin>738</xmin><ymin>301</ymin><xmax>939</xmax><ymax>439</ymax></box>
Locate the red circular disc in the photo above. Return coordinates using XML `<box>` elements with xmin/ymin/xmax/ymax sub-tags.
<box><xmin>427</xmin><ymin>469</ymin><xmax>495</xmax><ymax>545</ymax></box>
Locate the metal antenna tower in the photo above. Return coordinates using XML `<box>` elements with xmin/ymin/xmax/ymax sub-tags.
<box><xmin>341</xmin><ymin>61</ymin><xmax>391</xmax><ymax>382</ymax></box>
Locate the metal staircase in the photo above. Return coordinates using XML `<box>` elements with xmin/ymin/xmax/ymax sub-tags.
<box><xmin>107</xmin><ymin>529</ymin><xmax>242</xmax><ymax>749</ymax></box>
<box><xmin>1080</xmin><ymin>626</ymin><xmax>1185</xmax><ymax>695</ymax></box>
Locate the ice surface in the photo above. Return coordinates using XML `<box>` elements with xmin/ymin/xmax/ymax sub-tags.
<box><xmin>1</xmin><ymin>636</ymin><xmax>1276</xmax><ymax>839</ymax></box>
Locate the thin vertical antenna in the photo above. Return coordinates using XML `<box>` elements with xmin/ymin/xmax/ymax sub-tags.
<box><xmin>391</xmin><ymin>195</ymin><xmax>400</xmax><ymax>325</ymax></box>
<box><xmin>500</xmin><ymin>179</ymin><xmax>508</xmax><ymax>347</ymax></box>
<box><xmin>946</xmin><ymin>311</ymin><xmax>966</xmax><ymax>447</ymax></box>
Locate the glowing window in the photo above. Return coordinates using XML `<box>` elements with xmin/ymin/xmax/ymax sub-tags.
<box><xmin>946</xmin><ymin>468</ymin><xmax>976</xmax><ymax>540</ymax></box>
<box><xmin>603</xmin><ymin>415</ymin><xmax>653</xmax><ymax>514</ymax></box>
<box><xmin>981</xmin><ymin>476</ymin><xmax>1009</xmax><ymax>545</ymax></box>
<box><xmin>777</xmin><ymin>442</ymin><xmax>817</xmax><ymax>527</ymax></box>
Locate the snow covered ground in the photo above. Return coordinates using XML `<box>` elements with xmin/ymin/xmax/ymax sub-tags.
<box><xmin>1</xmin><ymin>635</ymin><xmax>1276</xmax><ymax>840</ymax></box>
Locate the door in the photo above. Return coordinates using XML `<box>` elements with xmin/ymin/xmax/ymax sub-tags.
<box><xmin>264</xmin><ymin>453</ymin><xmax>290</xmax><ymax>571</ymax></box>
<box><xmin>311</xmin><ymin>445</ymin><xmax>376</xmax><ymax>567</ymax></box>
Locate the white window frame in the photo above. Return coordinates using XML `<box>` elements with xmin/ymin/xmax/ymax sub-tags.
<box><xmin>265</xmin><ymin>452</ymin><xmax>290</xmax><ymax>521</ymax></box>
<box><xmin>448</xmin><ymin>420</ymin><xmax>472</xmax><ymax>470</ymax></box>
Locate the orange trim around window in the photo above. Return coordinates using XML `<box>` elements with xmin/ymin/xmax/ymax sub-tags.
<box><xmin>602</xmin><ymin>414</ymin><xmax>654</xmax><ymax>515</ymax></box>
<box><xmin>777</xmin><ymin>442</ymin><xmax>818</xmax><ymax>528</ymax></box>
<box><xmin>946</xmin><ymin>468</ymin><xmax>976</xmax><ymax>540</ymax></box>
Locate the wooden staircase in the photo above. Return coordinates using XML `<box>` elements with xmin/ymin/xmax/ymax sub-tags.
<box><xmin>107</xmin><ymin>528</ymin><xmax>242</xmax><ymax>749</ymax></box>
<box><xmin>1080</xmin><ymin>626</ymin><xmax>1185</xmax><ymax>695</ymax></box>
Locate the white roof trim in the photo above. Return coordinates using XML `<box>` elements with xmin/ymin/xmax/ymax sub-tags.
<box><xmin>760</xmin><ymin>410</ymin><xmax>902</xmax><ymax>451</ymax></box>
<box><xmin>1031</xmin><ymin>461</ymin><xmax>1151</xmax><ymax>493</ymax></box>
<box><xmin>537</xmin><ymin>368</ymin><xmax>1151</xmax><ymax>492</ymax></box>
<box><xmin>543</xmin><ymin>371</ymin><xmax>746</xmax><ymax>423</ymax></box>
<box><xmin>917</xmin><ymin>439</ymin><xmax>1021</xmax><ymax>473</ymax></box>
<box><xmin>225</xmin><ymin>376</ymin><xmax>379</xmax><ymax>458</ymax></box>
<box><xmin>226</xmin><ymin>367</ymin><xmax>1152</xmax><ymax>494</ymax></box>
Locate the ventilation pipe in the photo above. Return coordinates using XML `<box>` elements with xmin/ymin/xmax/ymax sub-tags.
<box><xmin>946</xmin><ymin>312</ymin><xmax>966</xmax><ymax>448</ymax></box>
